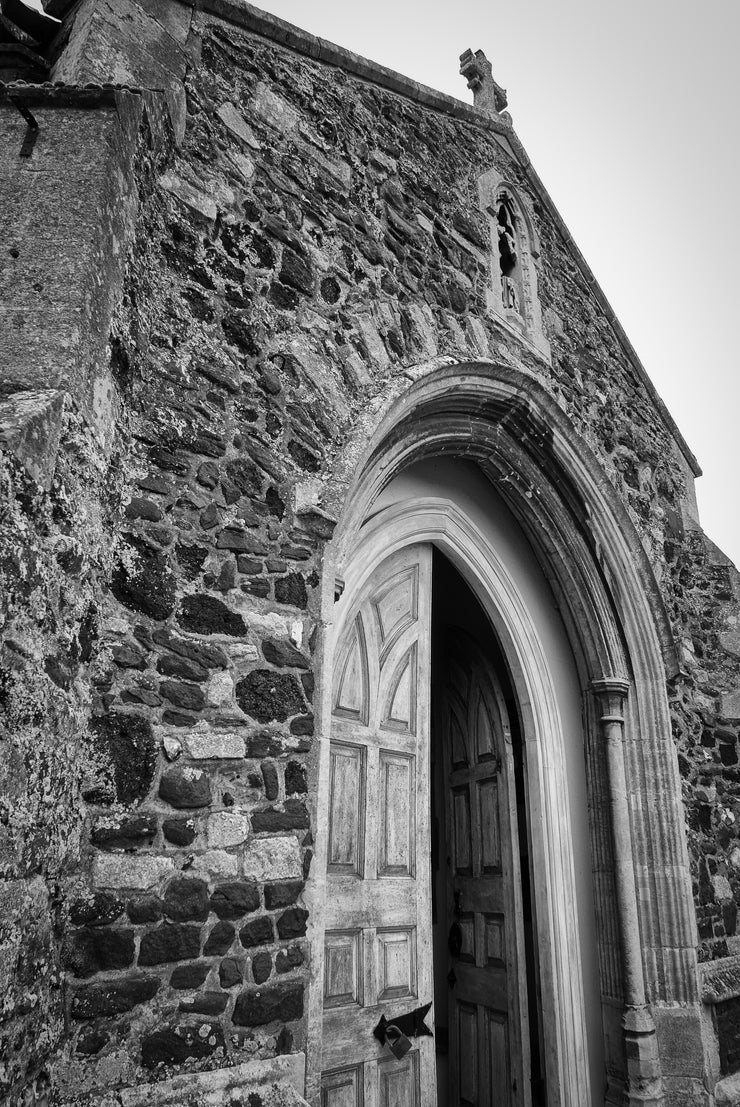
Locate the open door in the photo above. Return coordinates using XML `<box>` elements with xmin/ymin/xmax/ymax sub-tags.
<box><xmin>440</xmin><ymin>629</ymin><xmax>531</xmax><ymax>1107</ymax></box>
<box><xmin>321</xmin><ymin>544</ymin><xmax>436</xmax><ymax>1106</ymax></box>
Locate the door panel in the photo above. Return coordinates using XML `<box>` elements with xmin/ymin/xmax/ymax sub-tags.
<box><xmin>322</xmin><ymin>545</ymin><xmax>435</xmax><ymax>1107</ymax></box>
<box><xmin>443</xmin><ymin>631</ymin><xmax>530</xmax><ymax>1107</ymax></box>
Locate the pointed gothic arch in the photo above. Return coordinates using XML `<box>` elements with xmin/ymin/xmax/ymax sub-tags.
<box><xmin>305</xmin><ymin>359</ymin><xmax>703</xmax><ymax>1105</ymax></box>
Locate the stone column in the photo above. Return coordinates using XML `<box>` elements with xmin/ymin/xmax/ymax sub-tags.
<box><xmin>591</xmin><ymin>679</ymin><xmax>665</xmax><ymax>1107</ymax></box>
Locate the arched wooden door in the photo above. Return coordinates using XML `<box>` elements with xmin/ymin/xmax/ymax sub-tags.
<box><xmin>441</xmin><ymin>630</ymin><xmax>530</xmax><ymax>1107</ymax></box>
<box><xmin>321</xmin><ymin>544</ymin><xmax>436</xmax><ymax>1107</ymax></box>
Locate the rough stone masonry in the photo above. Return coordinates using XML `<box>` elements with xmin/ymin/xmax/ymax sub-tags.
<box><xmin>1</xmin><ymin>1</ymin><xmax>740</xmax><ymax>1104</ymax></box>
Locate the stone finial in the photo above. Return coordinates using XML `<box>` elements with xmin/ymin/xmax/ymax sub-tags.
<box><xmin>459</xmin><ymin>49</ymin><xmax>508</xmax><ymax>117</ymax></box>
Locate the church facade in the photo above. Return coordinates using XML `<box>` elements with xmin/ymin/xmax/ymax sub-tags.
<box><xmin>1</xmin><ymin>2</ymin><xmax>740</xmax><ymax>1104</ymax></box>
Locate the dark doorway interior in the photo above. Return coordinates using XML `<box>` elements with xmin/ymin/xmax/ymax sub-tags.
<box><xmin>430</xmin><ymin>548</ymin><xmax>546</xmax><ymax>1106</ymax></box>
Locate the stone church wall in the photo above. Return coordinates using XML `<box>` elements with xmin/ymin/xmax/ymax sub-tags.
<box><xmin>1</xmin><ymin>0</ymin><xmax>739</xmax><ymax>1100</ymax></box>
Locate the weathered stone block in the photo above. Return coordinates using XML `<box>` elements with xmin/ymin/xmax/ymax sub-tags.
<box><xmin>265</xmin><ymin>882</ymin><xmax>303</xmax><ymax>910</ymax></box>
<box><xmin>219</xmin><ymin>955</ymin><xmax>243</xmax><ymax>987</ymax></box>
<box><xmin>127</xmin><ymin>894</ymin><xmax>163</xmax><ymax>924</ymax></box>
<box><xmin>93</xmin><ymin>854</ymin><xmax>175</xmax><ymax>890</ymax></box>
<box><xmin>178</xmin><ymin>594</ymin><xmax>247</xmax><ymax>636</ymax></box>
<box><xmin>276</xmin><ymin>908</ymin><xmax>308</xmax><ymax>939</ymax></box>
<box><xmin>163</xmin><ymin>877</ymin><xmax>210</xmax><ymax>921</ymax></box>
<box><xmin>138</xmin><ymin>923</ymin><xmax>201</xmax><ymax>966</ymax></box>
<box><xmin>207</xmin><ymin>811</ymin><xmax>250</xmax><ymax>848</ymax></box>
<box><xmin>210</xmin><ymin>882</ymin><xmax>260</xmax><ymax>919</ymax></box>
<box><xmin>91</xmin><ymin>813</ymin><xmax>157</xmax><ymax>850</ymax></box>
<box><xmin>69</xmin><ymin>892</ymin><xmax>124</xmax><ymax>928</ymax></box>
<box><xmin>239</xmin><ymin>917</ymin><xmax>274</xmax><ymax>948</ymax></box>
<box><xmin>71</xmin><ymin>975</ymin><xmax>160</xmax><ymax>1019</ymax></box>
<box><xmin>110</xmin><ymin>534</ymin><xmax>176</xmax><ymax>621</ymax></box>
<box><xmin>276</xmin><ymin>945</ymin><xmax>305</xmax><ymax>974</ymax></box>
<box><xmin>64</xmin><ymin>927</ymin><xmax>135</xmax><ymax>978</ymax></box>
<box><xmin>179</xmin><ymin>991</ymin><xmax>229</xmax><ymax>1014</ymax></box>
<box><xmin>159</xmin><ymin>766</ymin><xmax>212</xmax><ymax>808</ymax></box>
<box><xmin>162</xmin><ymin>817</ymin><xmax>196</xmax><ymax>846</ymax></box>
<box><xmin>89</xmin><ymin>713</ymin><xmax>157</xmax><ymax>805</ymax></box>
<box><xmin>169</xmin><ymin>960</ymin><xmax>210</xmax><ymax>989</ymax></box>
<box><xmin>236</xmin><ymin>670</ymin><xmax>305</xmax><ymax>722</ymax></box>
<box><xmin>252</xmin><ymin>950</ymin><xmax>272</xmax><ymax>985</ymax></box>
<box><xmin>285</xmin><ymin>761</ymin><xmax>307</xmax><ymax>795</ymax></box>
<box><xmin>140</xmin><ymin>1023</ymin><xmax>225</xmax><ymax>1067</ymax></box>
<box><xmin>203</xmin><ymin>920</ymin><xmax>236</xmax><ymax>955</ymax></box>
<box><xmin>232</xmin><ymin>981</ymin><xmax>304</xmax><ymax>1027</ymax></box>
<box><xmin>251</xmin><ymin>801</ymin><xmax>309</xmax><ymax>833</ymax></box>
<box><xmin>242</xmin><ymin>836</ymin><xmax>302</xmax><ymax>881</ymax></box>
<box><xmin>185</xmin><ymin>727</ymin><xmax>246</xmax><ymax>759</ymax></box>
<box><xmin>262</xmin><ymin>638</ymin><xmax>310</xmax><ymax>669</ymax></box>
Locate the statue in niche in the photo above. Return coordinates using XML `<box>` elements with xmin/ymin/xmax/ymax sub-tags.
<box><xmin>497</xmin><ymin>196</ymin><xmax>522</xmax><ymax>314</ymax></box>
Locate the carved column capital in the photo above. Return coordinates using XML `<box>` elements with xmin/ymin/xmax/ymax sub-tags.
<box><xmin>591</xmin><ymin>677</ymin><xmax>630</xmax><ymax>717</ymax></box>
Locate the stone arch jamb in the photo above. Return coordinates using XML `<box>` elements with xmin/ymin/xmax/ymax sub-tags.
<box><xmin>303</xmin><ymin>360</ymin><xmax>701</xmax><ymax>1106</ymax></box>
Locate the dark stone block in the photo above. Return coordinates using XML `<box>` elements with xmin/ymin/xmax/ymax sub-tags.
<box><xmin>204</xmin><ymin>920</ymin><xmax>236</xmax><ymax>955</ymax></box>
<box><xmin>718</xmin><ymin>995</ymin><xmax>740</xmax><ymax>1074</ymax></box>
<box><xmin>160</xmin><ymin>680</ymin><xmax>205</xmax><ymax>711</ymax></box>
<box><xmin>125</xmin><ymin>497</ymin><xmax>162</xmax><ymax>522</ymax></box>
<box><xmin>236</xmin><ymin>555</ymin><xmax>263</xmax><ymax>575</ymax></box>
<box><xmin>265</xmin><ymin>882</ymin><xmax>303</xmax><ymax>910</ymax></box>
<box><xmin>276</xmin><ymin>945</ymin><xmax>304</xmax><ymax>974</ymax></box>
<box><xmin>178</xmin><ymin>594</ymin><xmax>247</xmax><ymax>636</ymax></box>
<box><xmin>280</xmin><ymin>249</ymin><xmax>313</xmax><ymax>294</ymax></box>
<box><xmin>262</xmin><ymin>638</ymin><xmax>309</xmax><ymax>669</ymax></box>
<box><xmin>232</xmin><ymin>982</ymin><xmax>304</xmax><ymax>1027</ymax></box>
<box><xmin>196</xmin><ymin>461</ymin><xmax>220</xmax><ymax>489</ymax></box>
<box><xmin>152</xmin><ymin>627</ymin><xmax>228</xmax><ymax>669</ymax></box>
<box><xmin>162</xmin><ymin>817</ymin><xmax>196</xmax><ymax>846</ymax></box>
<box><xmin>261</xmin><ymin>761</ymin><xmax>279</xmax><ymax>801</ymax></box>
<box><xmin>157</xmin><ymin>653</ymin><xmax>208</xmax><ymax>682</ymax></box>
<box><xmin>217</xmin><ymin>526</ymin><xmax>254</xmax><ymax>551</ymax></box>
<box><xmin>141</xmin><ymin>1024</ymin><xmax>225</xmax><ymax>1068</ymax></box>
<box><xmin>239</xmin><ymin>917</ymin><xmax>273</xmax><ymax>948</ymax></box>
<box><xmin>243</xmin><ymin>578</ymin><xmax>270</xmax><ymax>598</ymax></box>
<box><xmin>285</xmin><ymin>760</ymin><xmax>307</xmax><ymax>795</ymax></box>
<box><xmin>270</xmin><ymin>281</ymin><xmax>298</xmax><ymax>310</ymax></box>
<box><xmin>277</xmin><ymin>907</ymin><xmax>308</xmax><ymax>939</ymax></box>
<box><xmin>219</xmin><ymin>956</ymin><xmax>243</xmax><ymax>987</ymax></box>
<box><xmin>170</xmin><ymin>961</ymin><xmax>210</xmax><ymax>989</ymax></box>
<box><xmin>164</xmin><ymin>878</ymin><xmax>210</xmax><ymax>922</ymax></box>
<box><xmin>89</xmin><ymin>714</ymin><xmax>156</xmax><ymax>806</ymax></box>
<box><xmin>246</xmin><ymin>731</ymin><xmax>284</xmax><ymax>758</ymax></box>
<box><xmin>265</xmin><ymin>486</ymin><xmax>285</xmax><ymax>518</ymax></box>
<box><xmin>251</xmin><ymin>801</ymin><xmax>309</xmax><ymax>833</ymax></box>
<box><xmin>71</xmin><ymin>975</ymin><xmax>160</xmax><ymax>1019</ymax></box>
<box><xmin>159</xmin><ymin>766</ymin><xmax>212</xmax><ymax>809</ymax></box>
<box><xmin>139</xmin><ymin>923</ymin><xmax>201</xmax><ymax>966</ymax></box>
<box><xmin>110</xmin><ymin>534</ymin><xmax>176</xmax><ymax>621</ymax></box>
<box><xmin>75</xmin><ymin>1026</ymin><xmax>109</xmax><ymax>1055</ymax></box>
<box><xmin>111</xmin><ymin>642</ymin><xmax>147</xmax><ymax>669</ymax></box>
<box><xmin>290</xmin><ymin>714</ymin><xmax>314</xmax><ymax>736</ymax></box>
<box><xmin>224</xmin><ymin>457</ymin><xmax>261</xmax><ymax>496</ymax></box>
<box><xmin>70</xmin><ymin>892</ymin><xmax>124</xmax><ymax>928</ymax></box>
<box><xmin>287</xmin><ymin>441</ymin><xmax>320</xmax><ymax>474</ymax></box>
<box><xmin>274</xmin><ymin>572</ymin><xmax>308</xmax><ymax>608</ymax></box>
<box><xmin>127</xmin><ymin>895</ymin><xmax>163</xmax><ymax>924</ymax></box>
<box><xmin>210</xmin><ymin>882</ymin><xmax>260</xmax><ymax>919</ymax></box>
<box><xmin>162</xmin><ymin>710</ymin><xmax>194</xmax><ymax>727</ymax></box>
<box><xmin>252</xmin><ymin>950</ymin><xmax>272</xmax><ymax>985</ymax></box>
<box><xmin>236</xmin><ymin>670</ymin><xmax>304</xmax><ymax>723</ymax></box>
<box><xmin>64</xmin><ymin>927</ymin><xmax>135</xmax><ymax>978</ymax></box>
<box><xmin>91</xmin><ymin>813</ymin><xmax>157</xmax><ymax>850</ymax></box>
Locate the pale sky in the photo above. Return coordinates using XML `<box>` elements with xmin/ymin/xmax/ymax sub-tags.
<box><xmin>28</xmin><ymin>0</ymin><xmax>739</xmax><ymax>566</ymax></box>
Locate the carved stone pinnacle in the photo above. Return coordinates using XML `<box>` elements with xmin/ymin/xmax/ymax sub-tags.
<box><xmin>459</xmin><ymin>48</ymin><xmax>508</xmax><ymax>117</ymax></box>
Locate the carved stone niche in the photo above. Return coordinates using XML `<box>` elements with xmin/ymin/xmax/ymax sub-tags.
<box><xmin>478</xmin><ymin>167</ymin><xmax>551</xmax><ymax>361</ymax></box>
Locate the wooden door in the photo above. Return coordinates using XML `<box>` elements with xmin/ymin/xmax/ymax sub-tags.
<box><xmin>321</xmin><ymin>544</ymin><xmax>436</xmax><ymax>1107</ymax></box>
<box><xmin>442</xmin><ymin>631</ymin><xmax>530</xmax><ymax>1107</ymax></box>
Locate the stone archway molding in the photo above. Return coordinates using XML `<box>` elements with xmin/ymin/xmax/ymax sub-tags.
<box><xmin>304</xmin><ymin>359</ymin><xmax>702</xmax><ymax>1105</ymax></box>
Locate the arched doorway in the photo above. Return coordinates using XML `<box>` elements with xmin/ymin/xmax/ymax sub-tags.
<box><xmin>304</xmin><ymin>362</ymin><xmax>700</xmax><ymax>1107</ymax></box>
